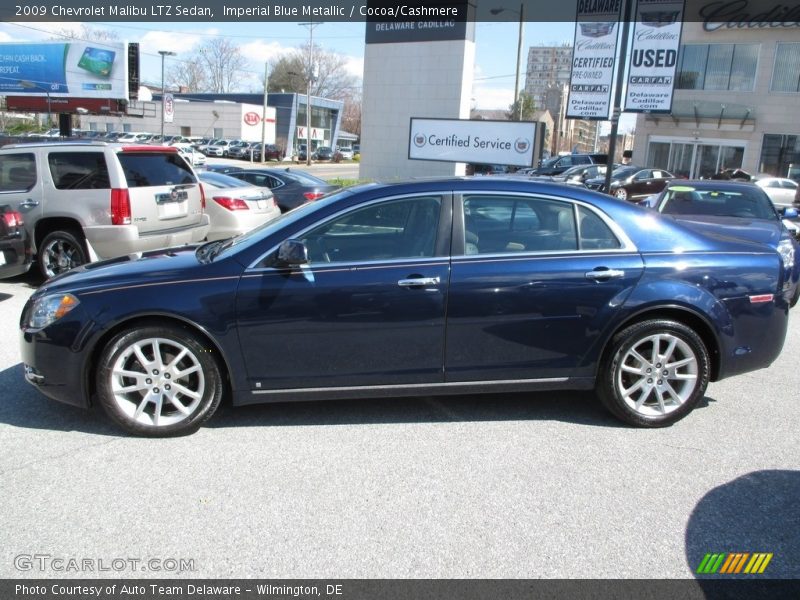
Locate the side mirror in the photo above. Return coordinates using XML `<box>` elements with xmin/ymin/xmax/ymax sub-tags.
<box><xmin>782</xmin><ymin>207</ymin><xmax>799</xmax><ymax>219</ymax></box>
<box><xmin>275</xmin><ymin>239</ymin><xmax>309</xmax><ymax>266</ymax></box>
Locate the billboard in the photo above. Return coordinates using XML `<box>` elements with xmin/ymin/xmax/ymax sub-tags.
<box><xmin>408</xmin><ymin>118</ymin><xmax>537</xmax><ymax>167</ymax></box>
<box><xmin>566</xmin><ymin>1</ymin><xmax>624</xmax><ymax>120</ymax></box>
<box><xmin>0</xmin><ymin>41</ymin><xmax>130</xmax><ymax>100</ymax></box>
<box><xmin>624</xmin><ymin>0</ymin><xmax>686</xmax><ymax>113</ymax></box>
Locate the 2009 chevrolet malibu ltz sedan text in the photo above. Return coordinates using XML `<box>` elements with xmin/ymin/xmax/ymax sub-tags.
<box><xmin>20</xmin><ymin>178</ymin><xmax>791</xmax><ymax>436</ymax></box>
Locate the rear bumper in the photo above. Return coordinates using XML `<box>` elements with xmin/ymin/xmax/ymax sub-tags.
<box><xmin>84</xmin><ymin>215</ymin><xmax>210</xmax><ymax>259</ymax></box>
<box><xmin>0</xmin><ymin>231</ymin><xmax>32</xmax><ymax>278</ymax></box>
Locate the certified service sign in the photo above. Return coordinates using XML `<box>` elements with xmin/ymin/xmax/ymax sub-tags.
<box><xmin>408</xmin><ymin>118</ymin><xmax>536</xmax><ymax>167</ymax></box>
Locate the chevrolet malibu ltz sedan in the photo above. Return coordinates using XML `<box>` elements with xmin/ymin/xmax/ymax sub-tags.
<box><xmin>20</xmin><ymin>179</ymin><xmax>791</xmax><ymax>436</ymax></box>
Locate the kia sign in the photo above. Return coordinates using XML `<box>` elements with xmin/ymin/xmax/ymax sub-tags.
<box><xmin>163</xmin><ymin>93</ymin><xmax>174</xmax><ymax>123</ymax></box>
<box><xmin>243</xmin><ymin>111</ymin><xmax>260</xmax><ymax>126</ymax></box>
<box><xmin>624</xmin><ymin>0</ymin><xmax>685</xmax><ymax>113</ymax></box>
<box><xmin>408</xmin><ymin>118</ymin><xmax>536</xmax><ymax>167</ymax></box>
<box><xmin>566</xmin><ymin>1</ymin><xmax>624</xmax><ymax>120</ymax></box>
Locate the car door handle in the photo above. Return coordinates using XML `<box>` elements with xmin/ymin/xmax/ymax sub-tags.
<box><xmin>398</xmin><ymin>276</ymin><xmax>440</xmax><ymax>287</ymax></box>
<box><xmin>585</xmin><ymin>269</ymin><xmax>625</xmax><ymax>280</ymax></box>
<box><xmin>19</xmin><ymin>200</ymin><xmax>39</xmax><ymax>208</ymax></box>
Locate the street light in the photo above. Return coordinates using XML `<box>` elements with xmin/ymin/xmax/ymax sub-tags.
<box><xmin>490</xmin><ymin>4</ymin><xmax>525</xmax><ymax>120</ymax></box>
<box><xmin>19</xmin><ymin>79</ymin><xmax>52</xmax><ymax>131</ymax></box>
<box><xmin>158</xmin><ymin>50</ymin><xmax>176</xmax><ymax>141</ymax></box>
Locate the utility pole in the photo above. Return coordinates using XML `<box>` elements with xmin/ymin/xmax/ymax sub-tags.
<box><xmin>300</xmin><ymin>21</ymin><xmax>322</xmax><ymax>167</ymax></box>
<box><xmin>261</xmin><ymin>61</ymin><xmax>269</xmax><ymax>164</ymax></box>
<box><xmin>603</xmin><ymin>0</ymin><xmax>633</xmax><ymax>192</ymax></box>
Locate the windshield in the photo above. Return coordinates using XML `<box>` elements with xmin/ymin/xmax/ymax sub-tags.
<box><xmin>659</xmin><ymin>187</ymin><xmax>777</xmax><ymax>220</ymax></box>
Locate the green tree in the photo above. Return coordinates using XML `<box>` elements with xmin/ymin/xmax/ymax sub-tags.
<box><xmin>507</xmin><ymin>90</ymin><xmax>537</xmax><ymax>121</ymax></box>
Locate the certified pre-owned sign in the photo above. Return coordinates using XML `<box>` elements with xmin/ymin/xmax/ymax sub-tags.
<box><xmin>408</xmin><ymin>118</ymin><xmax>536</xmax><ymax>167</ymax></box>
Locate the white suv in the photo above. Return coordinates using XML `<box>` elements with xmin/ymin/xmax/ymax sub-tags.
<box><xmin>0</xmin><ymin>141</ymin><xmax>210</xmax><ymax>278</ymax></box>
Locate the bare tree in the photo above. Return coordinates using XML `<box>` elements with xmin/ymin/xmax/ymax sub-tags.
<box><xmin>50</xmin><ymin>24</ymin><xmax>119</xmax><ymax>43</ymax></box>
<box><xmin>268</xmin><ymin>43</ymin><xmax>358</xmax><ymax>101</ymax></box>
<box><xmin>167</xmin><ymin>56</ymin><xmax>209</xmax><ymax>93</ymax></box>
<box><xmin>339</xmin><ymin>89</ymin><xmax>362</xmax><ymax>137</ymax></box>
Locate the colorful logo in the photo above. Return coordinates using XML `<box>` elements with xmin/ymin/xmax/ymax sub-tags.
<box><xmin>413</xmin><ymin>133</ymin><xmax>426</xmax><ymax>148</ymax></box>
<box><xmin>243</xmin><ymin>112</ymin><xmax>261</xmax><ymax>126</ymax></box>
<box><xmin>696</xmin><ymin>552</ymin><xmax>773</xmax><ymax>575</ymax></box>
<box><xmin>514</xmin><ymin>138</ymin><xmax>530</xmax><ymax>154</ymax></box>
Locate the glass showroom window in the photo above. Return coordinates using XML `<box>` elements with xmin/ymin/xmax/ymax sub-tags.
<box><xmin>676</xmin><ymin>44</ymin><xmax>758</xmax><ymax>91</ymax></box>
<box><xmin>771</xmin><ymin>43</ymin><xmax>800</xmax><ymax>92</ymax></box>
<box><xmin>760</xmin><ymin>135</ymin><xmax>800</xmax><ymax>178</ymax></box>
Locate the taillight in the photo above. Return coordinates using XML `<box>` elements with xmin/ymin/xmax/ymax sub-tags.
<box><xmin>213</xmin><ymin>196</ymin><xmax>249</xmax><ymax>211</ymax></box>
<box><xmin>110</xmin><ymin>189</ymin><xmax>131</xmax><ymax>225</ymax></box>
<box><xmin>2</xmin><ymin>210</ymin><xmax>23</xmax><ymax>227</ymax></box>
<box><xmin>199</xmin><ymin>183</ymin><xmax>206</xmax><ymax>211</ymax></box>
<box><xmin>303</xmin><ymin>191</ymin><xmax>325</xmax><ymax>202</ymax></box>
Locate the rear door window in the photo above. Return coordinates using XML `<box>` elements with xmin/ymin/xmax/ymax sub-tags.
<box><xmin>116</xmin><ymin>152</ymin><xmax>196</xmax><ymax>187</ymax></box>
<box><xmin>47</xmin><ymin>152</ymin><xmax>110</xmax><ymax>189</ymax></box>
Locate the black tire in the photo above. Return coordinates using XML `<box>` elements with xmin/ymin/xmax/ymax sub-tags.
<box><xmin>96</xmin><ymin>325</ymin><xmax>224</xmax><ymax>437</ymax></box>
<box><xmin>38</xmin><ymin>229</ymin><xmax>88</xmax><ymax>279</ymax></box>
<box><xmin>596</xmin><ymin>319</ymin><xmax>710</xmax><ymax>427</ymax></box>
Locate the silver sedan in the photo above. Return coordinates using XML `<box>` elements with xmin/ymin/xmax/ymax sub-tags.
<box><xmin>198</xmin><ymin>171</ymin><xmax>281</xmax><ymax>241</ymax></box>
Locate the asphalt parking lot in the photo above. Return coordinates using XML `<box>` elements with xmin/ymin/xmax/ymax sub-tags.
<box><xmin>0</xmin><ymin>269</ymin><xmax>798</xmax><ymax>580</ymax></box>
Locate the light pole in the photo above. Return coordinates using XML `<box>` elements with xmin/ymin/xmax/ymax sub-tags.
<box><xmin>299</xmin><ymin>21</ymin><xmax>322</xmax><ymax>166</ymax></box>
<box><xmin>19</xmin><ymin>79</ymin><xmax>52</xmax><ymax>131</ymax></box>
<box><xmin>158</xmin><ymin>50</ymin><xmax>176</xmax><ymax>141</ymax></box>
<box><xmin>490</xmin><ymin>4</ymin><xmax>525</xmax><ymax>120</ymax></box>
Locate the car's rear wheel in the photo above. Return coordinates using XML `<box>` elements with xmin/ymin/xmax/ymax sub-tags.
<box><xmin>613</xmin><ymin>188</ymin><xmax>628</xmax><ymax>201</ymax></box>
<box><xmin>597</xmin><ymin>319</ymin><xmax>709</xmax><ymax>427</ymax></box>
<box><xmin>38</xmin><ymin>229</ymin><xmax>88</xmax><ymax>279</ymax></box>
<box><xmin>96</xmin><ymin>325</ymin><xmax>223</xmax><ymax>436</ymax></box>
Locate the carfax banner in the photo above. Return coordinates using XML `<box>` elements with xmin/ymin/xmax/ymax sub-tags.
<box><xmin>0</xmin><ymin>41</ymin><xmax>130</xmax><ymax>100</ymax></box>
<box><xmin>624</xmin><ymin>0</ymin><xmax>686</xmax><ymax>113</ymax></box>
<box><xmin>566</xmin><ymin>0</ymin><xmax>624</xmax><ymax>120</ymax></box>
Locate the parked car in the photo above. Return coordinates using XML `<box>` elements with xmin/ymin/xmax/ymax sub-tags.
<box><xmin>202</xmin><ymin>139</ymin><xmax>232</xmax><ymax>157</ymax></box>
<box><xmin>228</xmin><ymin>168</ymin><xmax>340</xmax><ymax>212</ymax></box>
<box><xmin>312</xmin><ymin>146</ymin><xmax>335</xmax><ymax>161</ymax></box>
<box><xmin>466</xmin><ymin>164</ymin><xmax>510</xmax><ymax>176</ymax></box>
<box><xmin>531</xmin><ymin>163</ymin><xmax>611</xmax><ymax>185</ymax></box>
<box><xmin>641</xmin><ymin>180</ymin><xmax>800</xmax><ymax>306</ymax></box>
<box><xmin>20</xmin><ymin>178</ymin><xmax>791</xmax><ymax>436</ymax></box>
<box><xmin>227</xmin><ymin>141</ymin><xmax>259</xmax><ymax>160</ymax></box>
<box><xmin>197</xmin><ymin>171</ymin><xmax>281</xmax><ymax>241</ymax></box>
<box><xmin>755</xmin><ymin>177</ymin><xmax>798</xmax><ymax>207</ymax></box>
<box><xmin>204</xmin><ymin>164</ymin><xmax>244</xmax><ymax>175</ymax></box>
<box><xmin>0</xmin><ymin>141</ymin><xmax>210</xmax><ymax>278</ymax></box>
<box><xmin>0</xmin><ymin>204</ymin><xmax>31</xmax><ymax>279</ymax></box>
<box><xmin>585</xmin><ymin>166</ymin><xmax>673</xmax><ymax>200</ymax></box>
<box><xmin>336</xmin><ymin>147</ymin><xmax>354</xmax><ymax>160</ymax></box>
<box><xmin>178</xmin><ymin>146</ymin><xmax>207</xmax><ymax>167</ymax></box>
<box><xmin>529</xmin><ymin>153</ymin><xmax>607</xmax><ymax>176</ymax></box>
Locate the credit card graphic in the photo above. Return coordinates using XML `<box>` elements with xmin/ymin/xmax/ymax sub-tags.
<box><xmin>77</xmin><ymin>47</ymin><xmax>115</xmax><ymax>77</ymax></box>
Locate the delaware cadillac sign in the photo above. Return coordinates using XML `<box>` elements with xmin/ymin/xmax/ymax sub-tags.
<box><xmin>624</xmin><ymin>0</ymin><xmax>685</xmax><ymax>113</ymax></box>
<box><xmin>408</xmin><ymin>118</ymin><xmax>537</xmax><ymax>167</ymax></box>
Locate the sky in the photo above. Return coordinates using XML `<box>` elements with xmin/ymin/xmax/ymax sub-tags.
<box><xmin>0</xmin><ymin>19</ymin><xmax>633</xmax><ymax>130</ymax></box>
<box><xmin>0</xmin><ymin>20</ymin><xmax>574</xmax><ymax>107</ymax></box>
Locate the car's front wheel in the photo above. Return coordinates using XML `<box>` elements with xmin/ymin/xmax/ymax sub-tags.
<box><xmin>613</xmin><ymin>188</ymin><xmax>628</xmax><ymax>201</ymax></box>
<box><xmin>96</xmin><ymin>325</ymin><xmax>224</xmax><ymax>436</ymax></box>
<box><xmin>597</xmin><ymin>319</ymin><xmax>710</xmax><ymax>427</ymax></box>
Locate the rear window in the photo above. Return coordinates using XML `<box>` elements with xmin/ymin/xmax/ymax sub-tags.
<box><xmin>116</xmin><ymin>152</ymin><xmax>196</xmax><ymax>187</ymax></box>
<box><xmin>283</xmin><ymin>171</ymin><xmax>328</xmax><ymax>186</ymax></box>
<box><xmin>0</xmin><ymin>153</ymin><xmax>36</xmax><ymax>191</ymax></box>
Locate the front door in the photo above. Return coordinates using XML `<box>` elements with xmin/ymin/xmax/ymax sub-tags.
<box><xmin>236</xmin><ymin>194</ymin><xmax>451</xmax><ymax>390</ymax></box>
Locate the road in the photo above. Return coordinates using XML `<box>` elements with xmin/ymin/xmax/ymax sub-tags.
<box><xmin>0</xmin><ymin>270</ymin><xmax>798</xmax><ymax>581</ymax></box>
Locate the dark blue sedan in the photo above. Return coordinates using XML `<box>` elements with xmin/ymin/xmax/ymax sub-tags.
<box><xmin>20</xmin><ymin>178</ymin><xmax>791</xmax><ymax>436</ymax></box>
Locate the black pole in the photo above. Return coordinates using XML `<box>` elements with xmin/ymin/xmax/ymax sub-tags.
<box><xmin>603</xmin><ymin>0</ymin><xmax>633</xmax><ymax>194</ymax></box>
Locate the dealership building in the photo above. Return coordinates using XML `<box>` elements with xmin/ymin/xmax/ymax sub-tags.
<box><xmin>633</xmin><ymin>15</ymin><xmax>800</xmax><ymax>179</ymax></box>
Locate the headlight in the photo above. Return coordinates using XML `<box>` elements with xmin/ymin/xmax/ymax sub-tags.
<box><xmin>27</xmin><ymin>293</ymin><xmax>80</xmax><ymax>329</ymax></box>
<box><xmin>777</xmin><ymin>239</ymin><xmax>795</xmax><ymax>270</ymax></box>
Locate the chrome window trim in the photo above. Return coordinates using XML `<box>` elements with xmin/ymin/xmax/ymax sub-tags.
<box><xmin>457</xmin><ymin>189</ymin><xmax>637</xmax><ymax>254</ymax></box>
<box><xmin>246</xmin><ymin>192</ymin><xmax>448</xmax><ymax>270</ymax></box>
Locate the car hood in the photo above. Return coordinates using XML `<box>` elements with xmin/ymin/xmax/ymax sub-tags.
<box><xmin>36</xmin><ymin>245</ymin><xmax>222</xmax><ymax>296</ymax></box>
<box><xmin>664</xmin><ymin>215</ymin><xmax>782</xmax><ymax>247</ymax></box>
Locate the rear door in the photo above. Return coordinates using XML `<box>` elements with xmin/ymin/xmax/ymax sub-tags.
<box><xmin>0</xmin><ymin>151</ymin><xmax>42</xmax><ymax>242</ymax></box>
<box><xmin>114</xmin><ymin>149</ymin><xmax>204</xmax><ymax>234</ymax></box>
